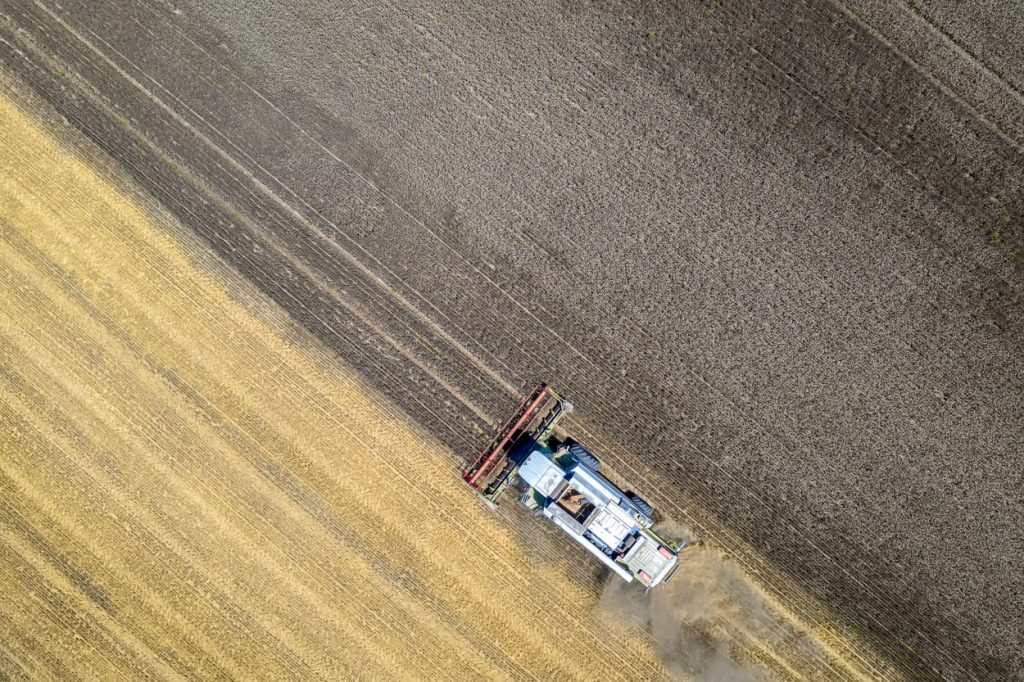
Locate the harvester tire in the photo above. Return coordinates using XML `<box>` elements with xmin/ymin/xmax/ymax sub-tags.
<box><xmin>568</xmin><ymin>443</ymin><xmax>601</xmax><ymax>471</ymax></box>
<box><xmin>629</xmin><ymin>494</ymin><xmax>655</xmax><ymax>518</ymax></box>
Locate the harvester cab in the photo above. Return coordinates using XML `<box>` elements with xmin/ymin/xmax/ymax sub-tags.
<box><xmin>463</xmin><ymin>384</ymin><xmax>686</xmax><ymax>589</ymax></box>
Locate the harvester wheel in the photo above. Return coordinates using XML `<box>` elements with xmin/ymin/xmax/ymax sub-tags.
<box><xmin>568</xmin><ymin>443</ymin><xmax>600</xmax><ymax>471</ymax></box>
<box><xmin>629</xmin><ymin>494</ymin><xmax>655</xmax><ymax>518</ymax></box>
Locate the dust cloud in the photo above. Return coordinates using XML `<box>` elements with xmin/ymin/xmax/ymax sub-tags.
<box><xmin>600</xmin><ymin>524</ymin><xmax>821</xmax><ymax>681</ymax></box>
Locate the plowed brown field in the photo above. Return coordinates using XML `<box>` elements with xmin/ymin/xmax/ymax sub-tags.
<box><xmin>0</xmin><ymin>81</ymin><xmax>889</xmax><ymax>680</ymax></box>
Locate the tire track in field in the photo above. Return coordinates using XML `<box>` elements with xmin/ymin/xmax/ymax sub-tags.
<box><xmin>834</xmin><ymin>0</ymin><xmax>1024</xmax><ymax>145</ymax></box>
<box><xmin>21</xmin><ymin>0</ymin><xmax>507</xmax><ymax>422</ymax></box>
<box><xmin>0</xmin><ymin>2</ymin><xmax>505</xmax><ymax>456</ymax></box>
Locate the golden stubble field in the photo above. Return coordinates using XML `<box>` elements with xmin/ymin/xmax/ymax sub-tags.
<box><xmin>0</xmin><ymin>88</ymin><xmax>676</xmax><ymax>679</ymax></box>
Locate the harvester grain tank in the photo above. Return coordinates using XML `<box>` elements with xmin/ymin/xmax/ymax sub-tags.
<box><xmin>463</xmin><ymin>384</ymin><xmax>685</xmax><ymax>589</ymax></box>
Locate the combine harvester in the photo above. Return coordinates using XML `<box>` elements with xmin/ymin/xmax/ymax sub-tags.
<box><xmin>464</xmin><ymin>383</ymin><xmax>685</xmax><ymax>589</ymax></box>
